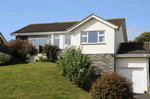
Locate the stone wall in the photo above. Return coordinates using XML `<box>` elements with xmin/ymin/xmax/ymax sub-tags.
<box><xmin>0</xmin><ymin>52</ymin><xmax>12</xmax><ymax>60</ymax></box>
<box><xmin>87</xmin><ymin>54</ymin><xmax>115</xmax><ymax>76</ymax></box>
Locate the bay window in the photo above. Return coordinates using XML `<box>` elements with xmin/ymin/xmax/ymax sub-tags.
<box><xmin>81</xmin><ymin>31</ymin><xmax>105</xmax><ymax>44</ymax></box>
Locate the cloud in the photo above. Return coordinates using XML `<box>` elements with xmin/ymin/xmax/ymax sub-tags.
<box><xmin>127</xmin><ymin>24</ymin><xmax>145</xmax><ymax>41</ymax></box>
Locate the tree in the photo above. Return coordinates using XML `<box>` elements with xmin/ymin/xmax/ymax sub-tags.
<box><xmin>133</xmin><ymin>32</ymin><xmax>150</xmax><ymax>42</ymax></box>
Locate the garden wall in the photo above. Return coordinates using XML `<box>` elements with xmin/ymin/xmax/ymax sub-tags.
<box><xmin>87</xmin><ymin>54</ymin><xmax>115</xmax><ymax>76</ymax></box>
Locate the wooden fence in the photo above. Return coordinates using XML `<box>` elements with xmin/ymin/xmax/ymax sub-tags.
<box><xmin>0</xmin><ymin>44</ymin><xmax>13</xmax><ymax>55</ymax></box>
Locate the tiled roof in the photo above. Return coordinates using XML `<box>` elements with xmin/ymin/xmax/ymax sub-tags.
<box><xmin>11</xmin><ymin>18</ymin><xmax>125</xmax><ymax>34</ymax></box>
<box><xmin>0</xmin><ymin>32</ymin><xmax>7</xmax><ymax>43</ymax></box>
<box><xmin>106</xmin><ymin>18</ymin><xmax>125</xmax><ymax>28</ymax></box>
<box><xmin>12</xmin><ymin>21</ymin><xmax>79</xmax><ymax>33</ymax></box>
<box><xmin>117</xmin><ymin>42</ymin><xmax>150</xmax><ymax>54</ymax></box>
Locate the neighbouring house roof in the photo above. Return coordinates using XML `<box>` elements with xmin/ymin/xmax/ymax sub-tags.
<box><xmin>117</xmin><ymin>42</ymin><xmax>150</xmax><ymax>54</ymax></box>
<box><xmin>0</xmin><ymin>32</ymin><xmax>7</xmax><ymax>44</ymax></box>
<box><xmin>11</xmin><ymin>15</ymin><xmax>125</xmax><ymax>34</ymax></box>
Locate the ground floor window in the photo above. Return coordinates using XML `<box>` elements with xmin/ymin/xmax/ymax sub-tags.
<box><xmin>28</xmin><ymin>37</ymin><xmax>49</xmax><ymax>49</ymax></box>
<box><xmin>54</xmin><ymin>35</ymin><xmax>60</xmax><ymax>47</ymax></box>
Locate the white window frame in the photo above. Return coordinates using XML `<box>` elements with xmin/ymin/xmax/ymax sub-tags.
<box><xmin>81</xmin><ymin>31</ymin><xmax>105</xmax><ymax>44</ymax></box>
<box><xmin>54</xmin><ymin>34</ymin><xmax>60</xmax><ymax>47</ymax></box>
<box><xmin>64</xmin><ymin>34</ymin><xmax>71</xmax><ymax>45</ymax></box>
<box><xmin>81</xmin><ymin>32</ymin><xmax>88</xmax><ymax>43</ymax></box>
<box><xmin>47</xmin><ymin>36</ymin><xmax>51</xmax><ymax>44</ymax></box>
<box><xmin>98</xmin><ymin>31</ymin><xmax>105</xmax><ymax>43</ymax></box>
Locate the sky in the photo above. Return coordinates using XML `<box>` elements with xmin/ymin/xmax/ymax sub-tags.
<box><xmin>0</xmin><ymin>0</ymin><xmax>150</xmax><ymax>42</ymax></box>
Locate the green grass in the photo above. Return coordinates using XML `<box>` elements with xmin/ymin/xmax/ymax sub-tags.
<box><xmin>147</xmin><ymin>86</ymin><xmax>150</xmax><ymax>96</ymax></box>
<box><xmin>0</xmin><ymin>62</ymin><xmax>90</xmax><ymax>99</ymax></box>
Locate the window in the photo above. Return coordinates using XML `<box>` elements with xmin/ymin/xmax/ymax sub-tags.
<box><xmin>81</xmin><ymin>32</ymin><xmax>87</xmax><ymax>43</ymax></box>
<box><xmin>54</xmin><ymin>35</ymin><xmax>60</xmax><ymax>47</ymax></box>
<box><xmin>28</xmin><ymin>37</ymin><xmax>49</xmax><ymax>49</ymax></box>
<box><xmin>81</xmin><ymin>31</ymin><xmax>105</xmax><ymax>44</ymax></box>
<box><xmin>47</xmin><ymin>36</ymin><xmax>51</xmax><ymax>44</ymax></box>
<box><xmin>35</xmin><ymin>37</ymin><xmax>48</xmax><ymax>47</ymax></box>
<box><xmin>65</xmin><ymin>34</ymin><xmax>71</xmax><ymax>45</ymax></box>
<box><xmin>88</xmin><ymin>31</ymin><xmax>98</xmax><ymax>43</ymax></box>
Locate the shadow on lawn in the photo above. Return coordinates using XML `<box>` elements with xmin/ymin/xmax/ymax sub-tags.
<box><xmin>0</xmin><ymin>62</ymin><xmax>29</xmax><ymax>67</ymax></box>
<box><xmin>0</xmin><ymin>57</ymin><xmax>29</xmax><ymax>67</ymax></box>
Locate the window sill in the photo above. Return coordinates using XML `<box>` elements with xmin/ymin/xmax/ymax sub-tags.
<box><xmin>81</xmin><ymin>42</ymin><xmax>106</xmax><ymax>45</ymax></box>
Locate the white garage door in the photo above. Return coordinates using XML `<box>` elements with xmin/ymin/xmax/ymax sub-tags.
<box><xmin>116</xmin><ymin>68</ymin><xmax>144</xmax><ymax>93</ymax></box>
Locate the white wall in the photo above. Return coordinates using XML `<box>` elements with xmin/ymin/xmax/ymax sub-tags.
<box><xmin>53</xmin><ymin>33</ymin><xmax>72</xmax><ymax>49</ymax></box>
<box><xmin>71</xmin><ymin>18</ymin><xmax>115</xmax><ymax>54</ymax></box>
<box><xmin>115</xmin><ymin>25</ymin><xmax>124</xmax><ymax>53</ymax></box>
<box><xmin>59</xmin><ymin>34</ymin><xmax>64</xmax><ymax>49</ymax></box>
<box><xmin>116</xmin><ymin>57</ymin><xmax>149</xmax><ymax>92</ymax></box>
<box><xmin>25</xmin><ymin>17</ymin><xmax>125</xmax><ymax>54</ymax></box>
<box><xmin>116</xmin><ymin>57</ymin><xmax>147</xmax><ymax>68</ymax></box>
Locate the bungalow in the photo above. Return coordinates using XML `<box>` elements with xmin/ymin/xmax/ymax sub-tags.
<box><xmin>11</xmin><ymin>13</ymin><xmax>149</xmax><ymax>93</ymax></box>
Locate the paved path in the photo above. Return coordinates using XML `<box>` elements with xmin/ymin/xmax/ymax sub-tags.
<box><xmin>134</xmin><ymin>94</ymin><xmax>150</xmax><ymax>99</ymax></box>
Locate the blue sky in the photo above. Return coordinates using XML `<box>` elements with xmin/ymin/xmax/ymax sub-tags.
<box><xmin>0</xmin><ymin>0</ymin><xmax>150</xmax><ymax>41</ymax></box>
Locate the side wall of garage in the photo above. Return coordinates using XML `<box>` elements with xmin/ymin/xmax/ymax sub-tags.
<box><xmin>115</xmin><ymin>57</ymin><xmax>149</xmax><ymax>93</ymax></box>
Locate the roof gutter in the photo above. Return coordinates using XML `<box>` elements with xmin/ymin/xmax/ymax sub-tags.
<box><xmin>11</xmin><ymin>31</ymin><xmax>69</xmax><ymax>36</ymax></box>
<box><xmin>115</xmin><ymin>54</ymin><xmax>150</xmax><ymax>58</ymax></box>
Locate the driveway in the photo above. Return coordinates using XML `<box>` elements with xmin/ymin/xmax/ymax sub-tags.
<box><xmin>133</xmin><ymin>94</ymin><xmax>150</xmax><ymax>99</ymax></box>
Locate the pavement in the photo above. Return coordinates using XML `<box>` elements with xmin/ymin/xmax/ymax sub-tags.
<box><xmin>133</xmin><ymin>94</ymin><xmax>150</xmax><ymax>99</ymax></box>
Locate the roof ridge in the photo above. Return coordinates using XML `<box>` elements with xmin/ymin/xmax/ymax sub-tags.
<box><xmin>29</xmin><ymin>18</ymin><xmax>125</xmax><ymax>25</ymax></box>
<box><xmin>105</xmin><ymin>18</ymin><xmax>125</xmax><ymax>20</ymax></box>
<box><xmin>30</xmin><ymin>21</ymin><xmax>80</xmax><ymax>25</ymax></box>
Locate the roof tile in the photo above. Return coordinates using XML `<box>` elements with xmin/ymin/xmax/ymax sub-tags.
<box><xmin>117</xmin><ymin>42</ymin><xmax>150</xmax><ymax>54</ymax></box>
<box><xmin>12</xmin><ymin>18</ymin><xmax>125</xmax><ymax>34</ymax></box>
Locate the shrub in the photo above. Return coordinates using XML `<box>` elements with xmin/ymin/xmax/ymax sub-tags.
<box><xmin>90</xmin><ymin>72</ymin><xmax>133</xmax><ymax>99</ymax></box>
<box><xmin>57</xmin><ymin>46</ymin><xmax>95</xmax><ymax>90</ymax></box>
<box><xmin>7</xmin><ymin>39</ymin><xmax>32</xmax><ymax>51</ymax></box>
<box><xmin>38</xmin><ymin>56</ymin><xmax>48</xmax><ymax>62</ymax></box>
<box><xmin>30</xmin><ymin>46</ymin><xmax>38</xmax><ymax>55</ymax></box>
<box><xmin>0</xmin><ymin>55</ymin><xmax>8</xmax><ymax>65</ymax></box>
<box><xmin>144</xmin><ymin>90</ymin><xmax>147</xmax><ymax>94</ymax></box>
<box><xmin>13</xmin><ymin>50</ymin><xmax>27</xmax><ymax>62</ymax></box>
<box><xmin>43</xmin><ymin>44</ymin><xmax>60</xmax><ymax>62</ymax></box>
<box><xmin>7</xmin><ymin>39</ymin><xmax>38</xmax><ymax>55</ymax></box>
<box><xmin>7</xmin><ymin>39</ymin><xmax>38</xmax><ymax>61</ymax></box>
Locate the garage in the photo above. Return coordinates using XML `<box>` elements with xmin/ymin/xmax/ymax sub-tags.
<box><xmin>115</xmin><ymin>42</ymin><xmax>150</xmax><ymax>94</ymax></box>
<box><xmin>116</xmin><ymin>68</ymin><xmax>145</xmax><ymax>93</ymax></box>
<box><xmin>115</xmin><ymin>56</ymin><xmax>149</xmax><ymax>93</ymax></box>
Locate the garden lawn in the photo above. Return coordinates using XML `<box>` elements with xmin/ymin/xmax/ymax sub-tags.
<box><xmin>147</xmin><ymin>85</ymin><xmax>150</xmax><ymax>97</ymax></box>
<box><xmin>0</xmin><ymin>62</ymin><xmax>90</xmax><ymax>99</ymax></box>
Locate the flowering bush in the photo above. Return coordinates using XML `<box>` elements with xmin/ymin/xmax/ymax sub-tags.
<box><xmin>57</xmin><ymin>46</ymin><xmax>96</xmax><ymax>90</ymax></box>
<box><xmin>90</xmin><ymin>72</ymin><xmax>133</xmax><ymax>99</ymax></box>
<box><xmin>7</xmin><ymin>39</ymin><xmax>32</xmax><ymax>51</ymax></box>
<box><xmin>7</xmin><ymin>39</ymin><xmax>38</xmax><ymax>55</ymax></box>
<box><xmin>7</xmin><ymin>39</ymin><xmax>37</xmax><ymax>61</ymax></box>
